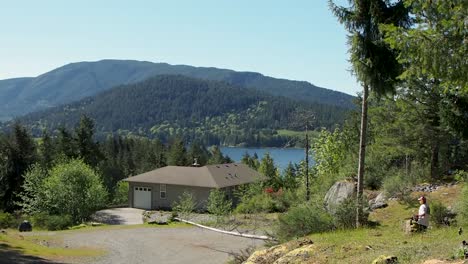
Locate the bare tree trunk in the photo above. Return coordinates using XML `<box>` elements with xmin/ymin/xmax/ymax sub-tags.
<box><xmin>430</xmin><ymin>141</ymin><xmax>439</xmax><ymax>180</ymax></box>
<box><xmin>356</xmin><ymin>84</ymin><xmax>369</xmax><ymax>228</ymax></box>
<box><xmin>305</xmin><ymin>126</ymin><xmax>310</xmax><ymax>201</ymax></box>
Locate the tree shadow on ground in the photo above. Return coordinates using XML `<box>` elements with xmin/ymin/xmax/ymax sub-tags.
<box><xmin>0</xmin><ymin>243</ymin><xmax>66</xmax><ymax>264</ymax></box>
<box><xmin>91</xmin><ymin>211</ymin><xmax>126</xmax><ymax>225</ymax></box>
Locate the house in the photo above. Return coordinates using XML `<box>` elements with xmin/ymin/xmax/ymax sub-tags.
<box><xmin>124</xmin><ymin>163</ymin><xmax>263</xmax><ymax>210</ymax></box>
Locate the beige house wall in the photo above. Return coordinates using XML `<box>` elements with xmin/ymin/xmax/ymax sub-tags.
<box><xmin>128</xmin><ymin>182</ymin><xmax>215</xmax><ymax>210</ymax></box>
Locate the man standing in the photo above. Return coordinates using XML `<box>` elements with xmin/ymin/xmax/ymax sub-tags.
<box><xmin>417</xmin><ymin>196</ymin><xmax>430</xmax><ymax>230</ymax></box>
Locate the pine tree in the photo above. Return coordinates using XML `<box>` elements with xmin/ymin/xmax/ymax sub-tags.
<box><xmin>329</xmin><ymin>0</ymin><xmax>411</xmax><ymax>226</ymax></box>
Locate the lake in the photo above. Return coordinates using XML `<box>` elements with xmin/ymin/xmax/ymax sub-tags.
<box><xmin>220</xmin><ymin>147</ymin><xmax>314</xmax><ymax>172</ymax></box>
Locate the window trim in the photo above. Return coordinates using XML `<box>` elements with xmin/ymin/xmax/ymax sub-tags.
<box><xmin>160</xmin><ymin>184</ymin><xmax>167</xmax><ymax>199</ymax></box>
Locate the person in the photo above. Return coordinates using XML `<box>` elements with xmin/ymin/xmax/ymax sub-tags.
<box><xmin>417</xmin><ymin>196</ymin><xmax>430</xmax><ymax>230</ymax></box>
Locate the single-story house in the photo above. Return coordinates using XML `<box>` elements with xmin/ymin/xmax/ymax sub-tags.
<box><xmin>124</xmin><ymin>163</ymin><xmax>263</xmax><ymax>210</ymax></box>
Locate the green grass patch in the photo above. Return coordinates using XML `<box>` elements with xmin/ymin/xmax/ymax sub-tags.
<box><xmin>257</xmin><ymin>183</ymin><xmax>466</xmax><ymax>263</ymax></box>
<box><xmin>0</xmin><ymin>232</ymin><xmax>103</xmax><ymax>259</ymax></box>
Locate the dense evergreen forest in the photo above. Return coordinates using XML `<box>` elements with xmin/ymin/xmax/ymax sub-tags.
<box><xmin>7</xmin><ymin>75</ymin><xmax>349</xmax><ymax>147</ymax></box>
<box><xmin>0</xmin><ymin>117</ymin><xmax>235</xmax><ymax>212</ymax></box>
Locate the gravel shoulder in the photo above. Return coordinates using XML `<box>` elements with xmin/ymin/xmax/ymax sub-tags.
<box><xmin>62</xmin><ymin>226</ymin><xmax>264</xmax><ymax>264</ymax></box>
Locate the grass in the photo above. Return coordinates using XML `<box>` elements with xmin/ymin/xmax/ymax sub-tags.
<box><xmin>252</xmin><ymin>183</ymin><xmax>467</xmax><ymax>263</ymax></box>
<box><xmin>0</xmin><ymin>232</ymin><xmax>103</xmax><ymax>259</ymax></box>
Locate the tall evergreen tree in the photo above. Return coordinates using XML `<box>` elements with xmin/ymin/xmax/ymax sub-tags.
<box><xmin>75</xmin><ymin>115</ymin><xmax>102</xmax><ymax>167</ymax></box>
<box><xmin>329</xmin><ymin>0</ymin><xmax>411</xmax><ymax>226</ymax></box>
<box><xmin>167</xmin><ymin>137</ymin><xmax>188</xmax><ymax>166</ymax></box>
<box><xmin>0</xmin><ymin>123</ymin><xmax>37</xmax><ymax>211</ymax></box>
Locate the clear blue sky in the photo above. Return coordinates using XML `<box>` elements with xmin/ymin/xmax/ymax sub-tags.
<box><xmin>1</xmin><ymin>0</ymin><xmax>360</xmax><ymax>95</ymax></box>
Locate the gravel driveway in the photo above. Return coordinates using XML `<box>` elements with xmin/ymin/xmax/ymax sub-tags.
<box><xmin>63</xmin><ymin>226</ymin><xmax>263</xmax><ymax>264</ymax></box>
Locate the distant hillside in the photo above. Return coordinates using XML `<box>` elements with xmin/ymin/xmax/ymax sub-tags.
<box><xmin>0</xmin><ymin>60</ymin><xmax>355</xmax><ymax>120</ymax></box>
<box><xmin>13</xmin><ymin>75</ymin><xmax>349</xmax><ymax>147</ymax></box>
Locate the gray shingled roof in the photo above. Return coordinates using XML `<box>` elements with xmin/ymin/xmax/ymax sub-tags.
<box><xmin>123</xmin><ymin>163</ymin><xmax>264</xmax><ymax>188</ymax></box>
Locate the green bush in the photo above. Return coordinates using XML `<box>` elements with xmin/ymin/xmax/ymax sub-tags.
<box><xmin>275</xmin><ymin>203</ymin><xmax>333</xmax><ymax>241</ymax></box>
<box><xmin>431</xmin><ymin>201</ymin><xmax>450</xmax><ymax>227</ymax></box>
<box><xmin>454</xmin><ymin>170</ymin><xmax>468</xmax><ymax>182</ymax></box>
<box><xmin>383</xmin><ymin>173</ymin><xmax>412</xmax><ymax>203</ymax></box>
<box><xmin>333</xmin><ymin>197</ymin><xmax>369</xmax><ymax>229</ymax></box>
<box><xmin>456</xmin><ymin>185</ymin><xmax>468</xmax><ymax>226</ymax></box>
<box><xmin>207</xmin><ymin>189</ymin><xmax>232</xmax><ymax>216</ymax></box>
<box><xmin>235</xmin><ymin>193</ymin><xmax>275</xmax><ymax>214</ymax></box>
<box><xmin>31</xmin><ymin>213</ymin><xmax>73</xmax><ymax>230</ymax></box>
<box><xmin>0</xmin><ymin>211</ymin><xmax>18</xmax><ymax>229</ymax></box>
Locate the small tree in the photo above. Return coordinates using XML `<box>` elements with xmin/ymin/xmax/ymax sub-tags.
<box><xmin>207</xmin><ymin>189</ymin><xmax>232</xmax><ymax>220</ymax></box>
<box><xmin>172</xmin><ymin>191</ymin><xmax>197</xmax><ymax>219</ymax></box>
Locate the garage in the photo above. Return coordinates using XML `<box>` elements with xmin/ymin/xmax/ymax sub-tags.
<box><xmin>133</xmin><ymin>186</ymin><xmax>152</xmax><ymax>209</ymax></box>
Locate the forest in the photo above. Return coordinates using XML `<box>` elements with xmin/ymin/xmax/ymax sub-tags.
<box><xmin>6</xmin><ymin>75</ymin><xmax>349</xmax><ymax>147</ymax></box>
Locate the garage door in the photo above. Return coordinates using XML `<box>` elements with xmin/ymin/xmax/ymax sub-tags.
<box><xmin>133</xmin><ymin>187</ymin><xmax>152</xmax><ymax>209</ymax></box>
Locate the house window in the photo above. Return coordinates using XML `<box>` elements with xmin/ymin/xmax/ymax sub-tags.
<box><xmin>160</xmin><ymin>184</ymin><xmax>166</xmax><ymax>199</ymax></box>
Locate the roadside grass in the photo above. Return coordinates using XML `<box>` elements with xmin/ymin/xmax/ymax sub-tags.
<box><xmin>0</xmin><ymin>232</ymin><xmax>103</xmax><ymax>259</ymax></box>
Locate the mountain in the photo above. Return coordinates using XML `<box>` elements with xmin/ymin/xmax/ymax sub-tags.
<box><xmin>0</xmin><ymin>60</ymin><xmax>355</xmax><ymax>121</ymax></box>
<box><xmin>13</xmin><ymin>75</ymin><xmax>349</xmax><ymax>147</ymax></box>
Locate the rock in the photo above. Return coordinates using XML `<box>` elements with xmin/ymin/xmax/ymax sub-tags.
<box><xmin>18</xmin><ymin>220</ymin><xmax>32</xmax><ymax>232</ymax></box>
<box><xmin>147</xmin><ymin>212</ymin><xmax>172</xmax><ymax>225</ymax></box>
<box><xmin>244</xmin><ymin>244</ymin><xmax>290</xmax><ymax>264</ymax></box>
<box><xmin>369</xmin><ymin>192</ymin><xmax>388</xmax><ymax>210</ymax></box>
<box><xmin>324</xmin><ymin>181</ymin><xmax>356</xmax><ymax>213</ymax></box>
<box><xmin>372</xmin><ymin>255</ymin><xmax>398</xmax><ymax>264</ymax></box>
<box><xmin>274</xmin><ymin>244</ymin><xmax>316</xmax><ymax>264</ymax></box>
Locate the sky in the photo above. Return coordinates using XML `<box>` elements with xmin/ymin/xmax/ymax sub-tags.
<box><xmin>1</xmin><ymin>0</ymin><xmax>360</xmax><ymax>95</ymax></box>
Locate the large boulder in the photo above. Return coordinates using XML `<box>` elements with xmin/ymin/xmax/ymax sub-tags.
<box><xmin>369</xmin><ymin>192</ymin><xmax>388</xmax><ymax>211</ymax></box>
<box><xmin>324</xmin><ymin>181</ymin><xmax>356</xmax><ymax>213</ymax></box>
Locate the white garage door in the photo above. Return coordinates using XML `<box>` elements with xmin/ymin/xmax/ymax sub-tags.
<box><xmin>133</xmin><ymin>187</ymin><xmax>152</xmax><ymax>209</ymax></box>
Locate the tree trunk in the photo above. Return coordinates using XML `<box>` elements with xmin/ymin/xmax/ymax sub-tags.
<box><xmin>430</xmin><ymin>141</ymin><xmax>439</xmax><ymax>180</ymax></box>
<box><xmin>356</xmin><ymin>84</ymin><xmax>369</xmax><ymax>228</ymax></box>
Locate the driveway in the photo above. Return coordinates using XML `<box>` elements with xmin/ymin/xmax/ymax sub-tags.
<box><xmin>63</xmin><ymin>226</ymin><xmax>263</xmax><ymax>264</ymax></box>
<box><xmin>91</xmin><ymin>208</ymin><xmax>144</xmax><ymax>225</ymax></box>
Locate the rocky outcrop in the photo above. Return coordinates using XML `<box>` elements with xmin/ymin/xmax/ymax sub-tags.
<box><xmin>324</xmin><ymin>181</ymin><xmax>356</xmax><ymax>213</ymax></box>
<box><xmin>244</xmin><ymin>239</ymin><xmax>314</xmax><ymax>264</ymax></box>
<box><xmin>369</xmin><ymin>192</ymin><xmax>388</xmax><ymax>210</ymax></box>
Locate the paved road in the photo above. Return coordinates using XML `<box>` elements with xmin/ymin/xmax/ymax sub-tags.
<box><xmin>63</xmin><ymin>227</ymin><xmax>263</xmax><ymax>264</ymax></box>
<box><xmin>91</xmin><ymin>208</ymin><xmax>144</xmax><ymax>225</ymax></box>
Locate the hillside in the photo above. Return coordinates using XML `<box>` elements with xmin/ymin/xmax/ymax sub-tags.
<box><xmin>0</xmin><ymin>60</ymin><xmax>355</xmax><ymax>121</ymax></box>
<box><xmin>12</xmin><ymin>75</ymin><xmax>349</xmax><ymax>147</ymax></box>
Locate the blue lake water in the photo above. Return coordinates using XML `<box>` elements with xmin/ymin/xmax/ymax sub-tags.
<box><xmin>220</xmin><ymin>147</ymin><xmax>314</xmax><ymax>172</ymax></box>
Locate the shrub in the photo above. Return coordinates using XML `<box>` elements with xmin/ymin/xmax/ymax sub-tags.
<box><xmin>0</xmin><ymin>211</ymin><xmax>17</xmax><ymax>229</ymax></box>
<box><xmin>333</xmin><ymin>197</ymin><xmax>369</xmax><ymax>229</ymax></box>
<box><xmin>31</xmin><ymin>213</ymin><xmax>73</xmax><ymax>230</ymax></box>
<box><xmin>383</xmin><ymin>174</ymin><xmax>412</xmax><ymax>203</ymax></box>
<box><xmin>275</xmin><ymin>203</ymin><xmax>333</xmax><ymax>241</ymax></box>
<box><xmin>235</xmin><ymin>193</ymin><xmax>275</xmax><ymax>214</ymax></box>
<box><xmin>454</xmin><ymin>170</ymin><xmax>468</xmax><ymax>182</ymax></box>
<box><xmin>207</xmin><ymin>189</ymin><xmax>232</xmax><ymax>217</ymax></box>
<box><xmin>456</xmin><ymin>185</ymin><xmax>468</xmax><ymax>226</ymax></box>
<box><xmin>172</xmin><ymin>191</ymin><xmax>197</xmax><ymax>218</ymax></box>
<box><xmin>430</xmin><ymin>201</ymin><xmax>450</xmax><ymax>227</ymax></box>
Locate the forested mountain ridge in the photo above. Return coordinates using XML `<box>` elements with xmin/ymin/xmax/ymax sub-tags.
<box><xmin>10</xmin><ymin>75</ymin><xmax>349</xmax><ymax>147</ymax></box>
<box><xmin>0</xmin><ymin>59</ymin><xmax>355</xmax><ymax>121</ymax></box>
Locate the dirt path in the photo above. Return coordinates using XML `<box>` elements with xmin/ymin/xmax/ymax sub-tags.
<box><xmin>63</xmin><ymin>226</ymin><xmax>263</xmax><ymax>264</ymax></box>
